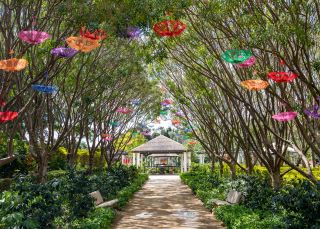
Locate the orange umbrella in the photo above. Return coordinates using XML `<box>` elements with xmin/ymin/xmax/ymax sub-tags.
<box><xmin>171</xmin><ymin>119</ymin><xmax>181</xmax><ymax>125</ymax></box>
<box><xmin>66</xmin><ymin>36</ymin><xmax>100</xmax><ymax>52</ymax></box>
<box><xmin>0</xmin><ymin>58</ymin><xmax>28</xmax><ymax>71</ymax></box>
<box><xmin>240</xmin><ymin>79</ymin><xmax>269</xmax><ymax>91</ymax></box>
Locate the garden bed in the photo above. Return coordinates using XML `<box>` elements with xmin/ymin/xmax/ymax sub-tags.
<box><xmin>0</xmin><ymin>165</ymin><xmax>148</xmax><ymax>229</ymax></box>
<box><xmin>180</xmin><ymin>165</ymin><xmax>320</xmax><ymax>229</ymax></box>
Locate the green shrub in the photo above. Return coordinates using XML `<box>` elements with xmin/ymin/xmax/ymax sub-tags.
<box><xmin>215</xmin><ymin>205</ymin><xmax>285</xmax><ymax>229</ymax></box>
<box><xmin>272</xmin><ymin>181</ymin><xmax>320</xmax><ymax>228</ymax></box>
<box><xmin>71</xmin><ymin>208</ymin><xmax>115</xmax><ymax>229</ymax></box>
<box><xmin>0</xmin><ymin>178</ymin><xmax>12</xmax><ymax>192</ymax></box>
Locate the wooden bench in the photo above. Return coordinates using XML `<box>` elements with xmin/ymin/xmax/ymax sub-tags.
<box><xmin>210</xmin><ymin>190</ymin><xmax>242</xmax><ymax>207</ymax></box>
<box><xmin>89</xmin><ymin>190</ymin><xmax>119</xmax><ymax>208</ymax></box>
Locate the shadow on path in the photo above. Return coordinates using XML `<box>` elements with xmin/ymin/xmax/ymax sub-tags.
<box><xmin>113</xmin><ymin>175</ymin><xmax>225</xmax><ymax>229</ymax></box>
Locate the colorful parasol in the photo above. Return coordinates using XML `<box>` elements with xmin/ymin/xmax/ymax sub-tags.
<box><xmin>160</xmin><ymin>110</ymin><xmax>169</xmax><ymax>115</ymax></box>
<box><xmin>222</xmin><ymin>50</ymin><xmax>253</xmax><ymax>64</ymax></box>
<box><xmin>175</xmin><ymin>111</ymin><xmax>185</xmax><ymax>117</ymax></box>
<box><xmin>171</xmin><ymin>119</ymin><xmax>181</xmax><ymax>125</ymax></box>
<box><xmin>304</xmin><ymin>105</ymin><xmax>320</xmax><ymax>119</ymax></box>
<box><xmin>32</xmin><ymin>84</ymin><xmax>58</xmax><ymax>93</ymax></box>
<box><xmin>80</xmin><ymin>26</ymin><xmax>107</xmax><ymax>40</ymax></box>
<box><xmin>0</xmin><ymin>58</ymin><xmax>28</xmax><ymax>71</ymax></box>
<box><xmin>66</xmin><ymin>36</ymin><xmax>100</xmax><ymax>52</ymax></box>
<box><xmin>267</xmin><ymin>71</ymin><xmax>297</xmax><ymax>83</ymax></box>
<box><xmin>0</xmin><ymin>111</ymin><xmax>18</xmax><ymax>123</ymax></box>
<box><xmin>101</xmin><ymin>134</ymin><xmax>113</xmax><ymax>141</ymax></box>
<box><xmin>188</xmin><ymin>140</ymin><xmax>197</xmax><ymax>145</ymax></box>
<box><xmin>131</xmin><ymin>99</ymin><xmax>141</xmax><ymax>106</ymax></box>
<box><xmin>18</xmin><ymin>30</ymin><xmax>51</xmax><ymax>45</ymax></box>
<box><xmin>153</xmin><ymin>20</ymin><xmax>186</xmax><ymax>37</ymax></box>
<box><xmin>116</xmin><ymin>107</ymin><xmax>133</xmax><ymax>114</ymax></box>
<box><xmin>125</xmin><ymin>26</ymin><xmax>143</xmax><ymax>38</ymax></box>
<box><xmin>51</xmin><ymin>47</ymin><xmax>77</xmax><ymax>58</ymax></box>
<box><xmin>272</xmin><ymin>111</ymin><xmax>297</xmax><ymax>122</ymax></box>
<box><xmin>235</xmin><ymin>56</ymin><xmax>256</xmax><ymax>68</ymax></box>
<box><xmin>161</xmin><ymin>99</ymin><xmax>173</xmax><ymax>106</ymax></box>
<box><xmin>110</xmin><ymin>121</ymin><xmax>120</xmax><ymax>127</ymax></box>
<box><xmin>240</xmin><ymin>79</ymin><xmax>269</xmax><ymax>91</ymax></box>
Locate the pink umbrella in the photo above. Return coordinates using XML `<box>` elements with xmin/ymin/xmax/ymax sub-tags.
<box><xmin>116</xmin><ymin>107</ymin><xmax>132</xmax><ymax>114</ymax></box>
<box><xmin>272</xmin><ymin>111</ymin><xmax>297</xmax><ymax>122</ymax></box>
<box><xmin>19</xmin><ymin>30</ymin><xmax>51</xmax><ymax>45</ymax></box>
<box><xmin>235</xmin><ymin>56</ymin><xmax>256</xmax><ymax>68</ymax></box>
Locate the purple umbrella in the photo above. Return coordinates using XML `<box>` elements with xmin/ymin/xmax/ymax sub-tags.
<box><xmin>126</xmin><ymin>26</ymin><xmax>143</xmax><ymax>38</ymax></box>
<box><xmin>51</xmin><ymin>47</ymin><xmax>78</xmax><ymax>58</ymax></box>
<box><xmin>304</xmin><ymin>105</ymin><xmax>320</xmax><ymax>118</ymax></box>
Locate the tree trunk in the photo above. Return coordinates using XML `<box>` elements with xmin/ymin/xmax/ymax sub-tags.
<box><xmin>229</xmin><ymin>162</ymin><xmax>237</xmax><ymax>179</ymax></box>
<box><xmin>88</xmin><ymin>150</ymin><xmax>94</xmax><ymax>173</ymax></box>
<box><xmin>210</xmin><ymin>156</ymin><xmax>215</xmax><ymax>172</ymax></box>
<box><xmin>219</xmin><ymin>159</ymin><xmax>224</xmax><ymax>177</ymax></box>
<box><xmin>270</xmin><ymin>170</ymin><xmax>282</xmax><ymax>189</ymax></box>
<box><xmin>37</xmin><ymin>152</ymin><xmax>48</xmax><ymax>183</ymax></box>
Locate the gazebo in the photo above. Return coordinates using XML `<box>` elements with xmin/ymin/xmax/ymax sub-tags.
<box><xmin>131</xmin><ymin>135</ymin><xmax>191</xmax><ymax>172</ymax></box>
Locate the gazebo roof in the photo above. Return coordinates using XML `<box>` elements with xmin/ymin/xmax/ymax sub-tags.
<box><xmin>131</xmin><ymin>135</ymin><xmax>186</xmax><ymax>154</ymax></box>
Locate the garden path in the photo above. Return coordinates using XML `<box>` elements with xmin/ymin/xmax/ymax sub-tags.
<box><xmin>113</xmin><ymin>175</ymin><xmax>225</xmax><ymax>229</ymax></box>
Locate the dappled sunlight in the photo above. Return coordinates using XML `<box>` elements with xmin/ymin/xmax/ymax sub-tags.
<box><xmin>113</xmin><ymin>175</ymin><xmax>225</xmax><ymax>229</ymax></box>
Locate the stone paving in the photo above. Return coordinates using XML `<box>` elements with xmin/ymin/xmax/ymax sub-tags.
<box><xmin>113</xmin><ymin>175</ymin><xmax>225</xmax><ymax>229</ymax></box>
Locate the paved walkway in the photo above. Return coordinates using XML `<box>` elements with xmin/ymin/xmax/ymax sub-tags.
<box><xmin>113</xmin><ymin>175</ymin><xmax>225</xmax><ymax>229</ymax></box>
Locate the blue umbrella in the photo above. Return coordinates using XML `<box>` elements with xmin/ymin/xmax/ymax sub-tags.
<box><xmin>32</xmin><ymin>84</ymin><xmax>58</xmax><ymax>93</ymax></box>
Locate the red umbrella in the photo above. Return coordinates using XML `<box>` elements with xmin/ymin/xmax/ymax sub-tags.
<box><xmin>0</xmin><ymin>111</ymin><xmax>18</xmax><ymax>123</ymax></box>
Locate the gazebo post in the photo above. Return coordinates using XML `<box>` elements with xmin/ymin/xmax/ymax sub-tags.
<box><xmin>183</xmin><ymin>152</ymin><xmax>188</xmax><ymax>172</ymax></box>
<box><xmin>180</xmin><ymin>153</ymin><xmax>184</xmax><ymax>172</ymax></box>
<box><xmin>188</xmin><ymin>151</ymin><xmax>192</xmax><ymax>171</ymax></box>
<box><xmin>137</xmin><ymin>152</ymin><xmax>140</xmax><ymax>167</ymax></box>
<box><xmin>132</xmin><ymin>153</ymin><xmax>136</xmax><ymax>166</ymax></box>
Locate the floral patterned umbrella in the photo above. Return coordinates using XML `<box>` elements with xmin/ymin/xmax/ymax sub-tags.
<box><xmin>66</xmin><ymin>36</ymin><xmax>100</xmax><ymax>52</ymax></box>
<box><xmin>80</xmin><ymin>26</ymin><xmax>107</xmax><ymax>40</ymax></box>
<box><xmin>0</xmin><ymin>111</ymin><xmax>18</xmax><ymax>123</ymax></box>
<box><xmin>51</xmin><ymin>47</ymin><xmax>77</xmax><ymax>58</ymax></box>
<box><xmin>18</xmin><ymin>30</ymin><xmax>51</xmax><ymax>45</ymax></box>
<box><xmin>153</xmin><ymin>20</ymin><xmax>186</xmax><ymax>37</ymax></box>
<box><xmin>0</xmin><ymin>58</ymin><xmax>28</xmax><ymax>71</ymax></box>
<box><xmin>235</xmin><ymin>56</ymin><xmax>256</xmax><ymax>68</ymax></box>
<box><xmin>267</xmin><ymin>71</ymin><xmax>298</xmax><ymax>83</ymax></box>
<box><xmin>272</xmin><ymin>111</ymin><xmax>297</xmax><ymax>122</ymax></box>
<box><xmin>32</xmin><ymin>84</ymin><xmax>58</xmax><ymax>93</ymax></box>
<box><xmin>222</xmin><ymin>50</ymin><xmax>252</xmax><ymax>64</ymax></box>
<box><xmin>304</xmin><ymin>105</ymin><xmax>320</xmax><ymax>118</ymax></box>
<box><xmin>240</xmin><ymin>79</ymin><xmax>269</xmax><ymax>90</ymax></box>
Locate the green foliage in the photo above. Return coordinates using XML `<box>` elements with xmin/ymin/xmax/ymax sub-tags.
<box><xmin>272</xmin><ymin>181</ymin><xmax>320</xmax><ymax>229</ymax></box>
<box><xmin>0</xmin><ymin>178</ymin><xmax>12</xmax><ymax>192</ymax></box>
<box><xmin>215</xmin><ymin>205</ymin><xmax>285</xmax><ymax>229</ymax></box>
<box><xmin>49</xmin><ymin>147</ymin><xmax>68</xmax><ymax>170</ymax></box>
<box><xmin>181</xmin><ymin>165</ymin><xmax>320</xmax><ymax>229</ymax></box>
<box><xmin>0</xmin><ymin>166</ymin><xmax>144</xmax><ymax>228</ymax></box>
<box><xmin>71</xmin><ymin>208</ymin><xmax>115</xmax><ymax>229</ymax></box>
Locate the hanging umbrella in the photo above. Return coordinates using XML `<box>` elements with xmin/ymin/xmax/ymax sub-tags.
<box><xmin>267</xmin><ymin>71</ymin><xmax>298</xmax><ymax>83</ymax></box>
<box><xmin>153</xmin><ymin>20</ymin><xmax>186</xmax><ymax>37</ymax></box>
<box><xmin>240</xmin><ymin>79</ymin><xmax>269</xmax><ymax>90</ymax></box>
<box><xmin>272</xmin><ymin>111</ymin><xmax>297</xmax><ymax>121</ymax></box>
<box><xmin>18</xmin><ymin>30</ymin><xmax>51</xmax><ymax>45</ymax></box>
<box><xmin>101</xmin><ymin>133</ymin><xmax>113</xmax><ymax>141</ymax></box>
<box><xmin>221</xmin><ymin>50</ymin><xmax>252</xmax><ymax>64</ymax></box>
<box><xmin>116</xmin><ymin>107</ymin><xmax>133</xmax><ymax>114</ymax></box>
<box><xmin>0</xmin><ymin>111</ymin><xmax>18</xmax><ymax>123</ymax></box>
<box><xmin>51</xmin><ymin>47</ymin><xmax>77</xmax><ymax>58</ymax></box>
<box><xmin>125</xmin><ymin>26</ymin><xmax>143</xmax><ymax>38</ymax></box>
<box><xmin>32</xmin><ymin>84</ymin><xmax>58</xmax><ymax>93</ymax></box>
<box><xmin>0</xmin><ymin>58</ymin><xmax>28</xmax><ymax>71</ymax></box>
<box><xmin>80</xmin><ymin>26</ymin><xmax>107</xmax><ymax>40</ymax></box>
<box><xmin>66</xmin><ymin>36</ymin><xmax>100</xmax><ymax>52</ymax></box>
<box><xmin>235</xmin><ymin>56</ymin><xmax>256</xmax><ymax>68</ymax></box>
<box><xmin>304</xmin><ymin>105</ymin><xmax>320</xmax><ymax>118</ymax></box>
